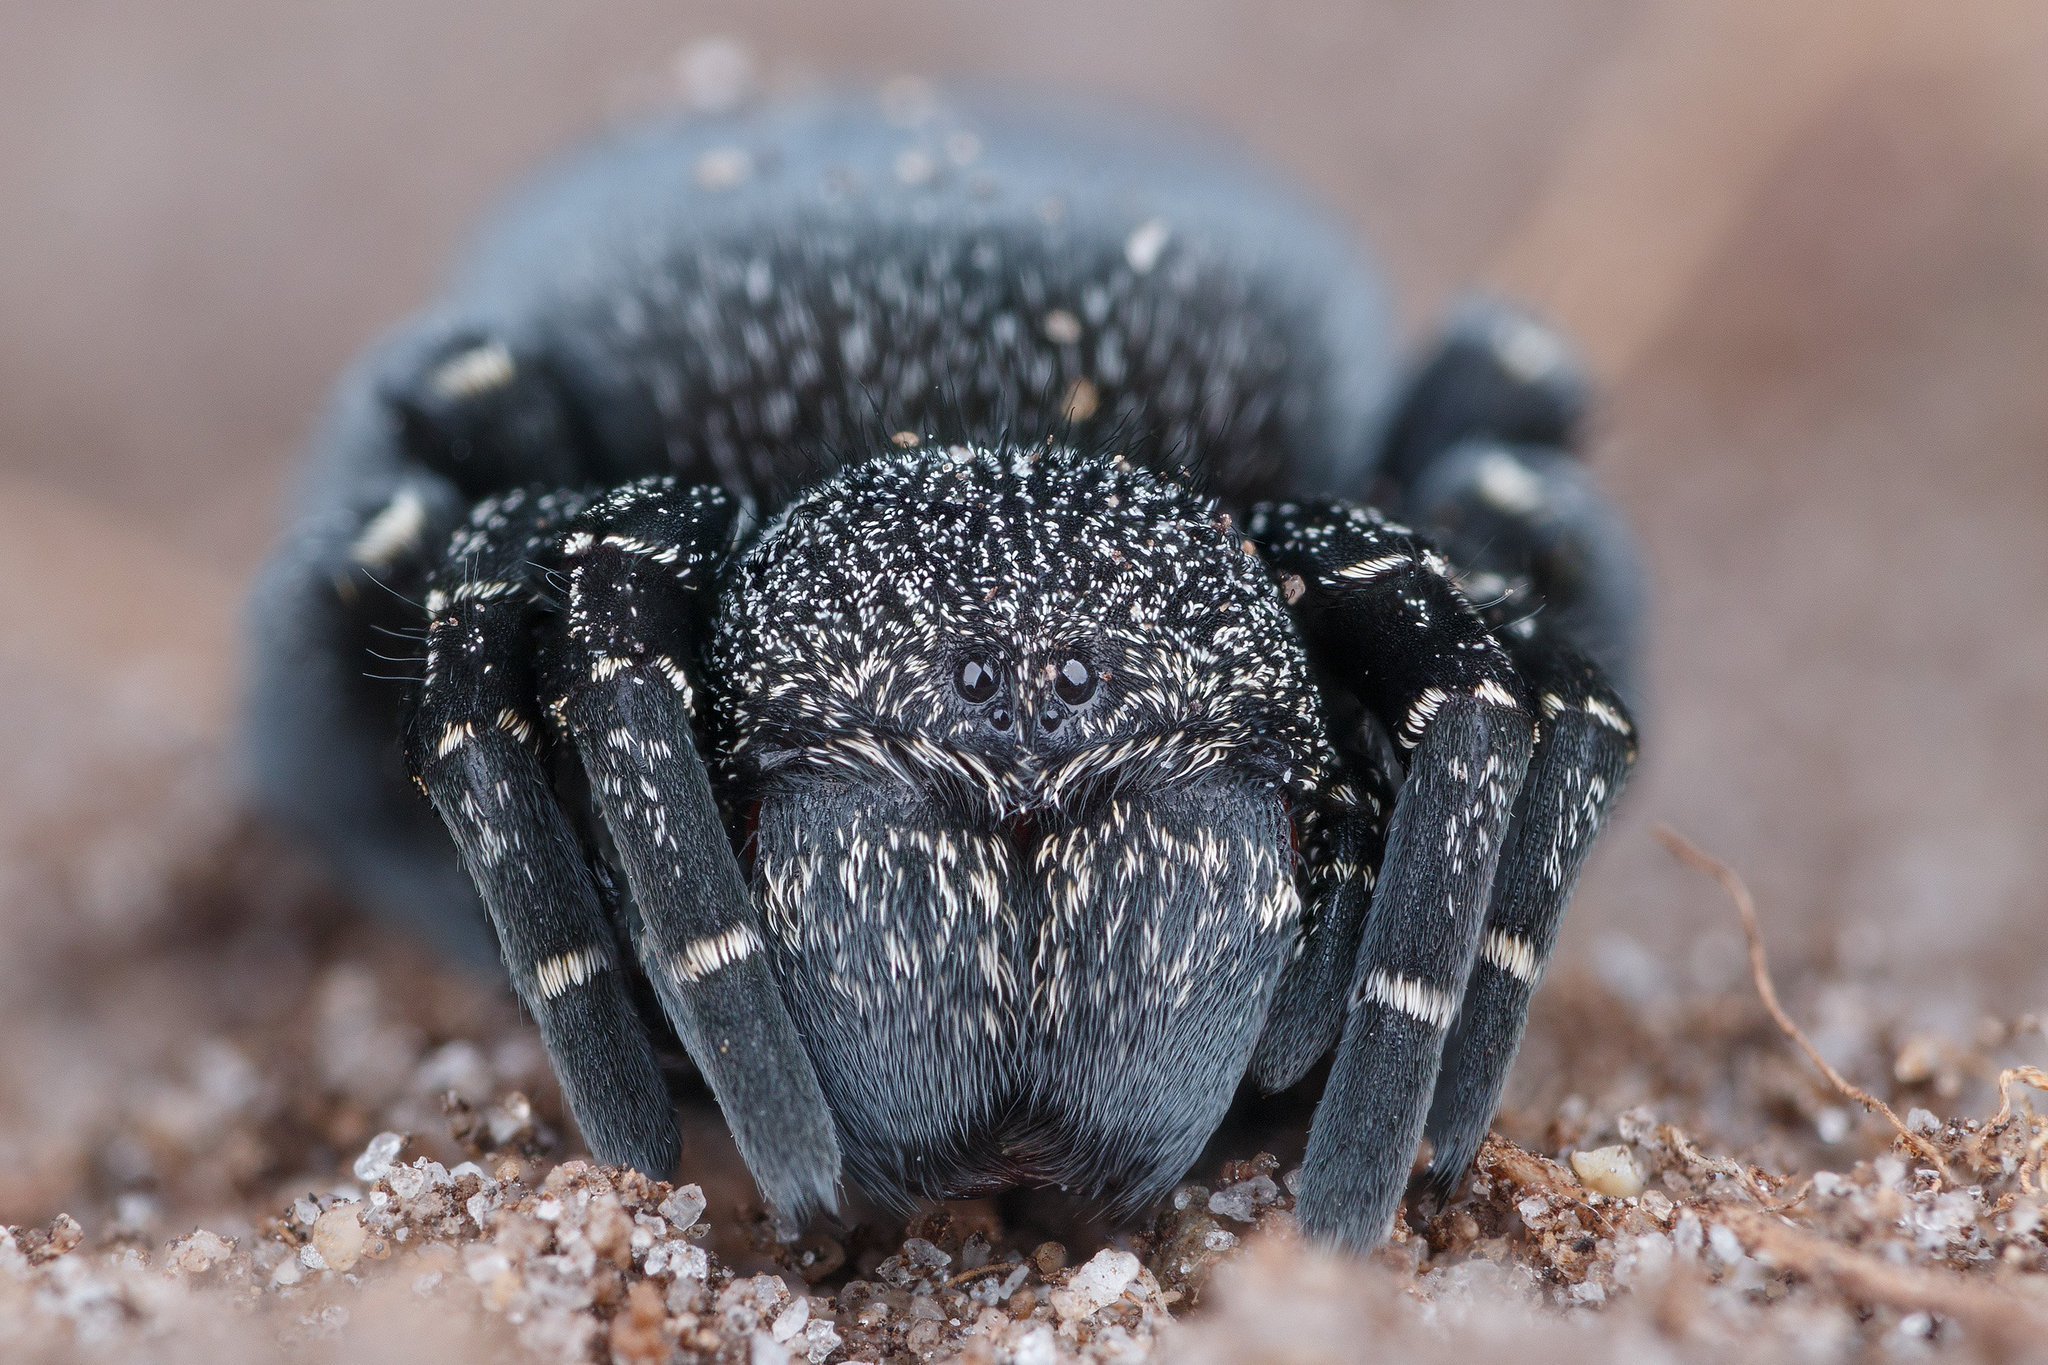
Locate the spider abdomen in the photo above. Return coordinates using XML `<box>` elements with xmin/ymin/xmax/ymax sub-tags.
<box><xmin>414</xmin><ymin>97</ymin><xmax>1397</xmax><ymax>511</ymax></box>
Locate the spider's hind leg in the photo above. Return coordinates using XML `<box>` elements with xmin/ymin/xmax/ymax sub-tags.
<box><xmin>1379</xmin><ymin>296</ymin><xmax>1646</xmax><ymax>702</ymax></box>
<box><xmin>1379</xmin><ymin>295</ymin><xmax>1591</xmax><ymax>493</ymax></box>
<box><xmin>249</xmin><ymin>319</ymin><xmax>628</xmax><ymax>965</ymax></box>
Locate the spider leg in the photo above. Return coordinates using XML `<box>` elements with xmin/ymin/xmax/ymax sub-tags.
<box><xmin>1250</xmin><ymin>499</ymin><xmax>1534</xmax><ymax>1251</ymax></box>
<box><xmin>1246</xmin><ymin>755</ymin><xmax>1390</xmax><ymax>1092</ymax></box>
<box><xmin>408</xmin><ymin>487</ymin><xmax>681</xmax><ymax>1178</ymax></box>
<box><xmin>1420</xmin><ymin>627</ymin><xmax>1636</xmax><ymax>1197</ymax></box>
<box><xmin>250</xmin><ymin>320</ymin><xmax>624</xmax><ymax>964</ymax></box>
<box><xmin>1381</xmin><ymin>297</ymin><xmax>1646</xmax><ymax>702</ymax></box>
<box><xmin>538</xmin><ymin>479</ymin><xmax>841</xmax><ymax>1226</ymax></box>
<box><xmin>1374</xmin><ymin>298</ymin><xmax>1647</xmax><ymax>1196</ymax></box>
<box><xmin>248</xmin><ymin>353</ymin><xmax>486</xmax><ymax>961</ymax></box>
<box><xmin>1379</xmin><ymin>294</ymin><xmax>1590</xmax><ymax>494</ymax></box>
<box><xmin>377</xmin><ymin>323</ymin><xmax>601</xmax><ymax>499</ymax></box>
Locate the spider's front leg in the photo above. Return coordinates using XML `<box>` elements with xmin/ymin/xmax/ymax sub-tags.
<box><xmin>537</xmin><ymin>480</ymin><xmax>842</xmax><ymax>1225</ymax></box>
<box><xmin>409</xmin><ymin>479</ymin><xmax>840</xmax><ymax>1225</ymax></box>
<box><xmin>407</xmin><ymin>487</ymin><xmax>679</xmax><ymax>1177</ymax></box>
<box><xmin>1380</xmin><ymin>299</ymin><xmax>1643</xmax><ymax>1195</ymax></box>
<box><xmin>1418</xmin><ymin>625</ymin><xmax>1635</xmax><ymax>1196</ymax></box>
<box><xmin>1250</xmin><ymin>500</ymin><xmax>1534</xmax><ymax>1250</ymax></box>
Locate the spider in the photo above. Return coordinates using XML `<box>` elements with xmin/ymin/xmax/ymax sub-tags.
<box><xmin>247</xmin><ymin>96</ymin><xmax>1642</xmax><ymax>1252</ymax></box>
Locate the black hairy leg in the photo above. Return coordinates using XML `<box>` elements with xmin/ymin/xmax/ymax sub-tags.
<box><xmin>1419</xmin><ymin>629</ymin><xmax>1635</xmax><ymax>1195</ymax></box>
<box><xmin>407</xmin><ymin>479</ymin><xmax>840</xmax><ymax>1225</ymax></box>
<box><xmin>1383</xmin><ymin>299</ymin><xmax>1645</xmax><ymax>1200</ymax></box>
<box><xmin>1378</xmin><ymin>295</ymin><xmax>1590</xmax><ymax>494</ymax></box>
<box><xmin>1250</xmin><ymin>500</ymin><xmax>1535</xmax><ymax>1249</ymax></box>
<box><xmin>540</xmin><ymin>480</ymin><xmax>841</xmax><ymax>1225</ymax></box>
<box><xmin>246</xmin><ymin>318</ymin><xmax>642</xmax><ymax>969</ymax></box>
<box><xmin>1385</xmin><ymin>296</ymin><xmax>1646</xmax><ymax>699</ymax></box>
<box><xmin>405</xmin><ymin>487</ymin><xmax>679</xmax><ymax>1177</ymax></box>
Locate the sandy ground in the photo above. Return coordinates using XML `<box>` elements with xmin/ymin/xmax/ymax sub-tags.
<box><xmin>3</xmin><ymin>3</ymin><xmax>2047</xmax><ymax>1360</ymax></box>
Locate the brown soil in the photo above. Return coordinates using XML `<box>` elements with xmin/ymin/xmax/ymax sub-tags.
<box><xmin>2</xmin><ymin>813</ymin><xmax>2042</xmax><ymax>1361</ymax></box>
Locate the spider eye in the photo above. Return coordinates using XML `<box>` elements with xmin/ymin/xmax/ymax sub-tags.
<box><xmin>1054</xmin><ymin>656</ymin><xmax>1096</xmax><ymax>705</ymax></box>
<box><xmin>955</xmin><ymin>657</ymin><xmax>1000</xmax><ymax>704</ymax></box>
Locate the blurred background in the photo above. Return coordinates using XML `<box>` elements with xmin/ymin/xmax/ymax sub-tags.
<box><xmin>2</xmin><ymin>0</ymin><xmax>2044</xmax><ymax>1240</ymax></box>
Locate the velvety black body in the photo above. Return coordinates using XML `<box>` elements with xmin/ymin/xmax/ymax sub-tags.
<box><xmin>247</xmin><ymin>96</ymin><xmax>1643</xmax><ymax>1249</ymax></box>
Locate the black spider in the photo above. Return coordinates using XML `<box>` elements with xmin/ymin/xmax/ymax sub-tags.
<box><xmin>247</xmin><ymin>96</ymin><xmax>1643</xmax><ymax>1252</ymax></box>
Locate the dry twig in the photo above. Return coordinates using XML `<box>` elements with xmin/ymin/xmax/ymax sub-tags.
<box><xmin>1988</xmin><ymin>1066</ymin><xmax>2048</xmax><ymax>1130</ymax></box>
<box><xmin>1659</xmin><ymin>1121</ymin><xmax>1782</xmax><ymax>1207</ymax></box>
<box><xmin>1987</xmin><ymin>1067</ymin><xmax>2048</xmax><ymax>1193</ymax></box>
<box><xmin>1654</xmin><ymin>826</ymin><xmax>1952</xmax><ymax>1179</ymax></box>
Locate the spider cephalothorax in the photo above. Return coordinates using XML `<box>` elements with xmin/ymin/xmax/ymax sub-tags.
<box><xmin>716</xmin><ymin>443</ymin><xmax>1334</xmax><ymax>815</ymax></box>
<box><xmin>717</xmin><ymin>445</ymin><xmax>1337</xmax><ymax>1206</ymax></box>
<box><xmin>248</xmin><ymin>95</ymin><xmax>1642</xmax><ymax>1250</ymax></box>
